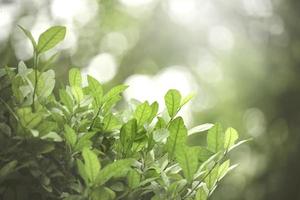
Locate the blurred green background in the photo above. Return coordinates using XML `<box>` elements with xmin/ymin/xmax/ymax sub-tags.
<box><xmin>1</xmin><ymin>0</ymin><xmax>300</xmax><ymax>199</ymax></box>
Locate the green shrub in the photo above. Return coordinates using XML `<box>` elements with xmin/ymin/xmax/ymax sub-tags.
<box><xmin>0</xmin><ymin>26</ymin><xmax>248</xmax><ymax>200</ymax></box>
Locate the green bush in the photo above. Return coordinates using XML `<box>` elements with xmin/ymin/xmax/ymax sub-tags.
<box><xmin>0</xmin><ymin>26</ymin><xmax>247</xmax><ymax>200</ymax></box>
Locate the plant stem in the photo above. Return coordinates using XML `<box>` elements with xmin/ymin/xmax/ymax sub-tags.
<box><xmin>32</xmin><ymin>52</ymin><xmax>38</xmax><ymax>112</ymax></box>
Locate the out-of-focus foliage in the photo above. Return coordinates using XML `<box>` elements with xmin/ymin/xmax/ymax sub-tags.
<box><xmin>0</xmin><ymin>0</ymin><xmax>300</xmax><ymax>199</ymax></box>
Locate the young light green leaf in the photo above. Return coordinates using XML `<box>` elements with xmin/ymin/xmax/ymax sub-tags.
<box><xmin>188</xmin><ymin>123</ymin><xmax>214</xmax><ymax>136</ymax></box>
<box><xmin>164</xmin><ymin>89</ymin><xmax>181</xmax><ymax>118</ymax></box>
<box><xmin>82</xmin><ymin>147</ymin><xmax>101</xmax><ymax>183</ymax></box>
<box><xmin>195</xmin><ymin>185</ymin><xmax>208</xmax><ymax>200</ymax></box>
<box><xmin>180</xmin><ymin>92</ymin><xmax>195</xmax><ymax>107</ymax></box>
<box><xmin>148</xmin><ymin>101</ymin><xmax>159</xmax><ymax>123</ymax></box>
<box><xmin>37</xmin><ymin>26</ymin><xmax>66</xmax><ymax>53</ymax></box>
<box><xmin>59</xmin><ymin>89</ymin><xmax>74</xmax><ymax>112</ymax></box>
<box><xmin>166</xmin><ymin>117</ymin><xmax>187</xmax><ymax>159</ymax></box>
<box><xmin>205</xmin><ymin>164</ymin><xmax>219</xmax><ymax>190</ymax></box>
<box><xmin>103</xmin><ymin>113</ymin><xmax>121</xmax><ymax>131</ymax></box>
<box><xmin>175</xmin><ymin>145</ymin><xmax>199</xmax><ymax>183</ymax></box>
<box><xmin>18</xmin><ymin>25</ymin><xmax>37</xmax><ymax>49</ymax></box>
<box><xmin>64</xmin><ymin>125</ymin><xmax>77</xmax><ymax>147</ymax></box>
<box><xmin>134</xmin><ymin>101</ymin><xmax>152</xmax><ymax>126</ymax></box>
<box><xmin>228</xmin><ymin>138</ymin><xmax>252</xmax><ymax>152</ymax></box>
<box><xmin>69</xmin><ymin>68</ymin><xmax>82</xmax><ymax>87</ymax></box>
<box><xmin>120</xmin><ymin>119</ymin><xmax>137</xmax><ymax>157</ymax></box>
<box><xmin>218</xmin><ymin>160</ymin><xmax>230</xmax><ymax>180</ymax></box>
<box><xmin>224</xmin><ymin>127</ymin><xmax>239</xmax><ymax>150</ymax></box>
<box><xmin>17</xmin><ymin>107</ymin><xmax>42</xmax><ymax>129</ymax></box>
<box><xmin>71</xmin><ymin>86</ymin><xmax>84</xmax><ymax>103</ymax></box>
<box><xmin>95</xmin><ymin>159</ymin><xmax>134</xmax><ymax>186</ymax></box>
<box><xmin>207</xmin><ymin>123</ymin><xmax>224</xmax><ymax>153</ymax></box>
<box><xmin>102</xmin><ymin>85</ymin><xmax>128</xmax><ymax>103</ymax></box>
<box><xmin>88</xmin><ymin>75</ymin><xmax>103</xmax><ymax>107</ymax></box>
<box><xmin>36</xmin><ymin>70</ymin><xmax>55</xmax><ymax>99</ymax></box>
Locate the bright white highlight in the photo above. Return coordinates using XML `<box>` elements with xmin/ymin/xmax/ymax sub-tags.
<box><xmin>51</xmin><ymin>0</ymin><xmax>98</xmax><ymax>26</ymax></box>
<box><xmin>119</xmin><ymin>0</ymin><xmax>154</xmax><ymax>7</ymax></box>
<box><xmin>84</xmin><ymin>53</ymin><xmax>118</xmax><ymax>83</ymax></box>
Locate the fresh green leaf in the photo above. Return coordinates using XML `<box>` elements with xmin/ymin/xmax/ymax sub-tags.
<box><xmin>64</xmin><ymin>125</ymin><xmax>77</xmax><ymax>147</ymax></box>
<box><xmin>88</xmin><ymin>75</ymin><xmax>103</xmax><ymax>107</ymax></box>
<box><xmin>207</xmin><ymin>123</ymin><xmax>224</xmax><ymax>153</ymax></box>
<box><xmin>224</xmin><ymin>127</ymin><xmax>239</xmax><ymax>150</ymax></box>
<box><xmin>119</xmin><ymin>119</ymin><xmax>137</xmax><ymax>157</ymax></box>
<box><xmin>175</xmin><ymin>145</ymin><xmax>199</xmax><ymax>183</ymax></box>
<box><xmin>195</xmin><ymin>185</ymin><xmax>208</xmax><ymax>200</ymax></box>
<box><xmin>134</xmin><ymin>101</ymin><xmax>152</xmax><ymax>126</ymax></box>
<box><xmin>37</xmin><ymin>26</ymin><xmax>66</xmax><ymax>53</ymax></box>
<box><xmin>82</xmin><ymin>147</ymin><xmax>101</xmax><ymax>183</ymax></box>
<box><xmin>164</xmin><ymin>89</ymin><xmax>181</xmax><ymax>118</ymax></box>
<box><xmin>166</xmin><ymin>117</ymin><xmax>187</xmax><ymax>159</ymax></box>
<box><xmin>95</xmin><ymin>159</ymin><xmax>134</xmax><ymax>186</ymax></box>
<box><xmin>69</xmin><ymin>68</ymin><xmax>82</xmax><ymax>87</ymax></box>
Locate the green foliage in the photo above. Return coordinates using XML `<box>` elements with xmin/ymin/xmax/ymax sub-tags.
<box><xmin>0</xmin><ymin>26</ymin><xmax>247</xmax><ymax>200</ymax></box>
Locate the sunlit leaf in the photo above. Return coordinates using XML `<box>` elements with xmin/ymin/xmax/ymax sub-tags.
<box><xmin>207</xmin><ymin>123</ymin><xmax>224</xmax><ymax>153</ymax></box>
<box><xmin>164</xmin><ymin>89</ymin><xmax>181</xmax><ymax>118</ymax></box>
<box><xmin>82</xmin><ymin>147</ymin><xmax>101</xmax><ymax>183</ymax></box>
<box><xmin>37</xmin><ymin>26</ymin><xmax>66</xmax><ymax>53</ymax></box>
<box><xmin>224</xmin><ymin>127</ymin><xmax>239</xmax><ymax>150</ymax></box>
<box><xmin>166</xmin><ymin>117</ymin><xmax>187</xmax><ymax>159</ymax></box>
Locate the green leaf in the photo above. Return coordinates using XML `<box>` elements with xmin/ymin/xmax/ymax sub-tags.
<box><xmin>0</xmin><ymin>160</ymin><xmax>18</xmax><ymax>184</ymax></box>
<box><xmin>95</xmin><ymin>159</ymin><xmax>134</xmax><ymax>186</ymax></box>
<box><xmin>164</xmin><ymin>89</ymin><xmax>181</xmax><ymax>118</ymax></box>
<box><xmin>149</xmin><ymin>102</ymin><xmax>159</xmax><ymax>123</ymax></box>
<box><xmin>120</xmin><ymin>119</ymin><xmax>137</xmax><ymax>157</ymax></box>
<box><xmin>82</xmin><ymin>147</ymin><xmax>101</xmax><ymax>183</ymax></box>
<box><xmin>224</xmin><ymin>127</ymin><xmax>239</xmax><ymax>150</ymax></box>
<box><xmin>71</xmin><ymin>86</ymin><xmax>84</xmax><ymax>103</ymax></box>
<box><xmin>64</xmin><ymin>125</ymin><xmax>77</xmax><ymax>147</ymax></box>
<box><xmin>36</xmin><ymin>70</ymin><xmax>55</xmax><ymax>99</ymax></box>
<box><xmin>69</xmin><ymin>68</ymin><xmax>82</xmax><ymax>87</ymax></box>
<box><xmin>91</xmin><ymin>187</ymin><xmax>116</xmax><ymax>200</ymax></box>
<box><xmin>103</xmin><ymin>113</ymin><xmax>121</xmax><ymax>131</ymax></box>
<box><xmin>41</xmin><ymin>132</ymin><xmax>63</xmax><ymax>142</ymax></box>
<box><xmin>37</xmin><ymin>26</ymin><xmax>66</xmax><ymax>53</ymax></box>
<box><xmin>205</xmin><ymin>164</ymin><xmax>219</xmax><ymax>190</ymax></box>
<box><xmin>175</xmin><ymin>145</ymin><xmax>199</xmax><ymax>183</ymax></box>
<box><xmin>134</xmin><ymin>101</ymin><xmax>152</xmax><ymax>126</ymax></box>
<box><xmin>59</xmin><ymin>89</ymin><xmax>74</xmax><ymax>112</ymax></box>
<box><xmin>180</xmin><ymin>92</ymin><xmax>195</xmax><ymax>107</ymax></box>
<box><xmin>195</xmin><ymin>185</ymin><xmax>208</xmax><ymax>200</ymax></box>
<box><xmin>88</xmin><ymin>75</ymin><xmax>103</xmax><ymax>108</ymax></box>
<box><xmin>102</xmin><ymin>84</ymin><xmax>128</xmax><ymax>103</ymax></box>
<box><xmin>228</xmin><ymin>139</ymin><xmax>252</xmax><ymax>152</ymax></box>
<box><xmin>166</xmin><ymin>117</ymin><xmax>187</xmax><ymax>159</ymax></box>
<box><xmin>77</xmin><ymin>159</ymin><xmax>89</xmax><ymax>184</ymax></box>
<box><xmin>127</xmin><ymin>169</ymin><xmax>140</xmax><ymax>189</ymax></box>
<box><xmin>17</xmin><ymin>107</ymin><xmax>42</xmax><ymax>129</ymax></box>
<box><xmin>218</xmin><ymin>160</ymin><xmax>230</xmax><ymax>180</ymax></box>
<box><xmin>207</xmin><ymin>123</ymin><xmax>224</xmax><ymax>153</ymax></box>
<box><xmin>18</xmin><ymin>25</ymin><xmax>37</xmax><ymax>49</ymax></box>
<box><xmin>188</xmin><ymin>123</ymin><xmax>214</xmax><ymax>136</ymax></box>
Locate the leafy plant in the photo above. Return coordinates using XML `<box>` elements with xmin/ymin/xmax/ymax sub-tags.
<box><xmin>0</xmin><ymin>26</ymin><xmax>248</xmax><ymax>200</ymax></box>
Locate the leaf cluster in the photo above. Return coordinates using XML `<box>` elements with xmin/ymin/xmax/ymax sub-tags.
<box><xmin>0</xmin><ymin>26</ymin><xmax>248</xmax><ymax>200</ymax></box>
